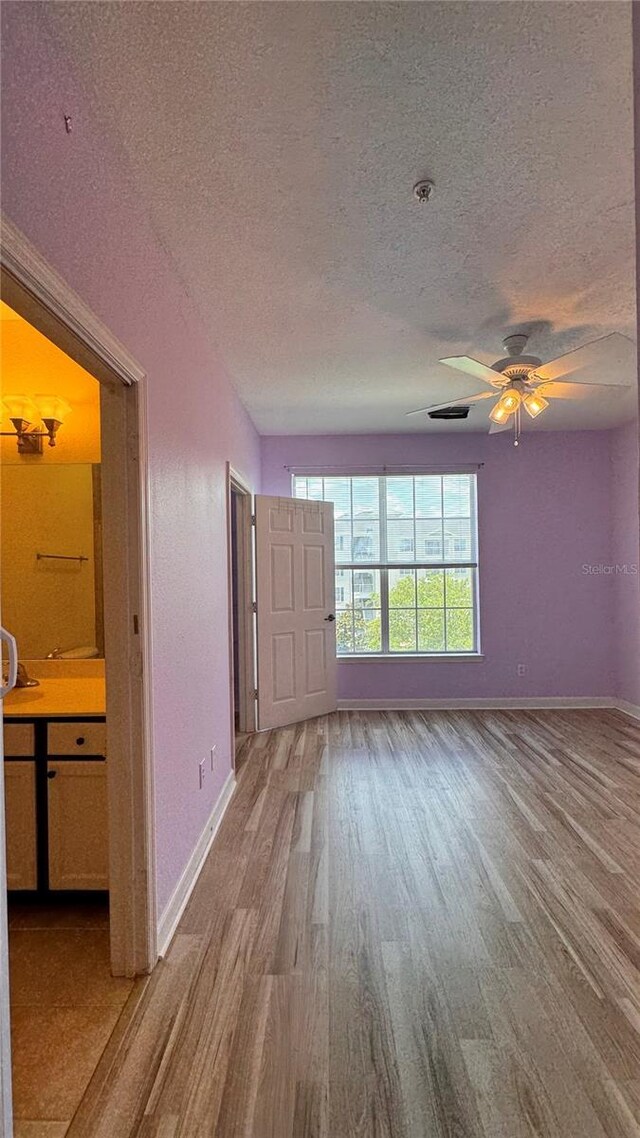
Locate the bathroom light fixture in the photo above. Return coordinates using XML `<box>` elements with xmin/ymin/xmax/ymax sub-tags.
<box><xmin>1</xmin><ymin>393</ymin><xmax>71</xmax><ymax>454</ymax></box>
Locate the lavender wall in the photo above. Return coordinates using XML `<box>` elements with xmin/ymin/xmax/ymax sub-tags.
<box><xmin>1</xmin><ymin>6</ymin><xmax>260</xmax><ymax>915</ymax></box>
<box><xmin>262</xmin><ymin>431</ymin><xmax>618</xmax><ymax>702</ymax></box>
<box><xmin>611</xmin><ymin>422</ymin><xmax>640</xmax><ymax>706</ymax></box>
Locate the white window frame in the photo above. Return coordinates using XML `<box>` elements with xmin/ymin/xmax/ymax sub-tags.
<box><xmin>292</xmin><ymin>472</ymin><xmax>481</xmax><ymax>658</ymax></box>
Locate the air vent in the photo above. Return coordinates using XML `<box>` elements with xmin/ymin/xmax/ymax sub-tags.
<box><xmin>428</xmin><ymin>405</ymin><xmax>471</xmax><ymax>420</ymax></box>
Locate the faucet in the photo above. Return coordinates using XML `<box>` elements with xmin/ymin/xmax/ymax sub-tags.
<box><xmin>1</xmin><ymin>664</ymin><xmax>39</xmax><ymax>687</ymax></box>
<box><xmin>15</xmin><ymin>662</ymin><xmax>39</xmax><ymax>688</ymax></box>
<box><xmin>47</xmin><ymin>647</ymin><xmax>64</xmax><ymax>659</ymax></box>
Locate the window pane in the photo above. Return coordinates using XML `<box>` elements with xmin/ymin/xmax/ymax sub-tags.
<box><xmin>418</xmin><ymin>609</ymin><xmax>445</xmax><ymax>651</ymax></box>
<box><xmin>387</xmin><ymin>520</ymin><xmax>415</xmax><ymax>561</ymax></box>
<box><xmin>306</xmin><ymin>477</ymin><xmax>324</xmax><ymax>501</ymax></box>
<box><xmin>446</xmin><ymin>609</ymin><xmax>474</xmax><ymax>651</ymax></box>
<box><xmin>335</xmin><ymin>570</ymin><xmax>350</xmax><ymax>609</ymax></box>
<box><xmin>352</xmin><ymin>477</ymin><xmax>379</xmax><ymax>518</ymax></box>
<box><xmin>415</xmin><ymin>476</ymin><xmax>442</xmax><ymax>518</ymax></box>
<box><xmin>336</xmin><ymin>610</ymin><xmax>354</xmax><ymax>654</ymax></box>
<box><xmin>335</xmin><ymin>520</ymin><xmax>352</xmax><ymax>563</ymax></box>
<box><xmin>417</xmin><ymin>569</ymin><xmax>444</xmax><ymax>607</ymax></box>
<box><xmin>416</xmin><ymin>520</ymin><xmax>444</xmax><ymax>562</ymax></box>
<box><xmin>386</xmin><ymin>477</ymin><xmax>414</xmax><ymax>519</ymax></box>
<box><xmin>443</xmin><ymin>474</ymin><xmax>471</xmax><ymax>517</ymax></box>
<box><xmin>444</xmin><ymin>518</ymin><xmax>473</xmax><ymax>561</ymax></box>
<box><xmin>323</xmin><ymin>477</ymin><xmax>351</xmax><ymax>517</ymax></box>
<box><xmin>445</xmin><ymin>568</ymin><xmax>473</xmax><ymax>606</ymax></box>
<box><xmin>354</xmin><ymin>609</ymin><xmax>382</xmax><ymax>653</ymax></box>
<box><xmin>352</xmin><ymin>520</ymin><xmax>379</xmax><ymax>562</ymax></box>
<box><xmin>353</xmin><ymin>569</ymin><xmax>379</xmax><ymax>602</ymax></box>
<box><xmin>389</xmin><ymin>568</ymin><xmax>416</xmax><ymax>607</ymax></box>
<box><xmin>390</xmin><ymin>609</ymin><xmax>417</xmax><ymax>652</ymax></box>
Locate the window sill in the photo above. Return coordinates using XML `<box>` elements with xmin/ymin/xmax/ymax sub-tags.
<box><xmin>337</xmin><ymin>653</ymin><xmax>484</xmax><ymax>663</ymax></box>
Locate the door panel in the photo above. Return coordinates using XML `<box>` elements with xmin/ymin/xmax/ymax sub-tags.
<box><xmin>256</xmin><ymin>496</ymin><xmax>337</xmax><ymax>729</ymax></box>
<box><xmin>47</xmin><ymin>760</ymin><xmax>109</xmax><ymax>890</ymax></box>
<box><xmin>5</xmin><ymin>761</ymin><xmax>37</xmax><ymax>890</ymax></box>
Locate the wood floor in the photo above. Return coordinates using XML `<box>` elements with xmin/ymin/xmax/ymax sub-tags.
<box><xmin>67</xmin><ymin>709</ymin><xmax>640</xmax><ymax>1137</ymax></box>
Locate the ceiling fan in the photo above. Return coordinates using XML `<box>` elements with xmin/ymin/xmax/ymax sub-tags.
<box><xmin>407</xmin><ymin>332</ymin><xmax>635</xmax><ymax>445</ymax></box>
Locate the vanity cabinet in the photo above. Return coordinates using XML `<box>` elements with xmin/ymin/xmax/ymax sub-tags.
<box><xmin>48</xmin><ymin>761</ymin><xmax>108</xmax><ymax>889</ymax></box>
<box><xmin>4</xmin><ymin>714</ymin><xmax>108</xmax><ymax>893</ymax></box>
<box><xmin>4</xmin><ymin>761</ymin><xmax>37</xmax><ymax>890</ymax></box>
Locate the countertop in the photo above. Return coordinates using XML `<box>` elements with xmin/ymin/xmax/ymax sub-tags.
<box><xmin>3</xmin><ymin>676</ymin><xmax>106</xmax><ymax>718</ymax></box>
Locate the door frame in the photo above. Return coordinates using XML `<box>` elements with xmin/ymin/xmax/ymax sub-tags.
<box><xmin>0</xmin><ymin>217</ymin><xmax>157</xmax><ymax>989</ymax></box>
<box><xmin>226</xmin><ymin>464</ymin><xmax>256</xmax><ymax>747</ymax></box>
<box><xmin>0</xmin><ymin>698</ymin><xmax>12</xmax><ymax>1136</ymax></box>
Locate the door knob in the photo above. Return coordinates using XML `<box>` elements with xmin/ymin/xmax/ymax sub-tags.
<box><xmin>324</xmin><ymin>614</ymin><xmax>335</xmax><ymax>622</ymax></box>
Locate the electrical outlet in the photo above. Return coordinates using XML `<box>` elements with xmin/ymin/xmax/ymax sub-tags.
<box><xmin>517</xmin><ymin>663</ymin><xmax>527</xmax><ymax>676</ymax></box>
<box><xmin>210</xmin><ymin>745</ymin><xmax>217</xmax><ymax>771</ymax></box>
<box><xmin>198</xmin><ymin>757</ymin><xmax>206</xmax><ymax>789</ymax></box>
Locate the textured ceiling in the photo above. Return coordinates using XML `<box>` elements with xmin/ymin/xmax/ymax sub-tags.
<box><xmin>45</xmin><ymin>1</ymin><xmax>636</xmax><ymax>434</ymax></box>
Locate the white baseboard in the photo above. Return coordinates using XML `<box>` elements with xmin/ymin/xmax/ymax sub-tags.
<box><xmin>337</xmin><ymin>697</ymin><xmax>616</xmax><ymax>711</ymax></box>
<box><xmin>616</xmin><ymin>699</ymin><xmax>640</xmax><ymax>722</ymax></box>
<box><xmin>156</xmin><ymin>770</ymin><xmax>235</xmax><ymax>958</ymax></box>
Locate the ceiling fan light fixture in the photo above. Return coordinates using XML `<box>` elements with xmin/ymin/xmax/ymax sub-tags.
<box><xmin>489</xmin><ymin>400</ymin><xmax>512</xmax><ymax>425</ymax></box>
<box><xmin>498</xmin><ymin>388</ymin><xmax>521</xmax><ymax>414</ymax></box>
<box><xmin>523</xmin><ymin>391</ymin><xmax>549</xmax><ymax>419</ymax></box>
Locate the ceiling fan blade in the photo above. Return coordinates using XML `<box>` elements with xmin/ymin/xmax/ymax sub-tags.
<box><xmin>536</xmin><ymin>377</ymin><xmax>631</xmax><ymax>393</ymax></box>
<box><xmin>533</xmin><ymin>332</ymin><xmax>636</xmax><ymax>388</ymax></box>
<box><xmin>406</xmin><ymin>391</ymin><xmax>496</xmax><ymax>417</ymax></box>
<box><xmin>488</xmin><ymin>420</ymin><xmax>510</xmax><ymax>434</ymax></box>
<box><xmin>535</xmin><ymin>380</ymin><xmax>625</xmax><ymax>402</ymax></box>
<box><xmin>439</xmin><ymin>355</ymin><xmax>505</xmax><ymax>387</ymax></box>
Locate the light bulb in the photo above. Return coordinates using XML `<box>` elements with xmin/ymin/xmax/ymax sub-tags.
<box><xmin>2</xmin><ymin>394</ymin><xmax>37</xmax><ymax>423</ymax></box>
<box><xmin>33</xmin><ymin>394</ymin><xmax>71</xmax><ymax>423</ymax></box>
<box><xmin>523</xmin><ymin>391</ymin><xmax>549</xmax><ymax>419</ymax></box>
<box><xmin>499</xmin><ymin>388</ymin><xmax>521</xmax><ymax>414</ymax></box>
<box><xmin>489</xmin><ymin>388</ymin><xmax>520</xmax><ymax>424</ymax></box>
<box><xmin>489</xmin><ymin>400</ymin><xmax>511</xmax><ymax>424</ymax></box>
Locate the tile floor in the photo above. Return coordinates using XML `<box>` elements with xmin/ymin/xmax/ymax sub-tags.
<box><xmin>8</xmin><ymin>896</ymin><xmax>134</xmax><ymax>1136</ymax></box>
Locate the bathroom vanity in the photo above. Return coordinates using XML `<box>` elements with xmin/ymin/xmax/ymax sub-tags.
<box><xmin>3</xmin><ymin>663</ymin><xmax>108</xmax><ymax>893</ymax></box>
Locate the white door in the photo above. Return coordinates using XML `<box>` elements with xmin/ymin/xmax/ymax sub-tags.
<box><xmin>0</xmin><ymin>628</ymin><xmax>19</xmax><ymax>1137</ymax></box>
<box><xmin>255</xmin><ymin>496</ymin><xmax>337</xmax><ymax>730</ymax></box>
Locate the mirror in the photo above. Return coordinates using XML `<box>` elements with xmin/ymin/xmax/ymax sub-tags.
<box><xmin>1</xmin><ymin>463</ymin><xmax>104</xmax><ymax>659</ymax></box>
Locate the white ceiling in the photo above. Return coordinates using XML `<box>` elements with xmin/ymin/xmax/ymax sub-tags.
<box><xmin>46</xmin><ymin>1</ymin><xmax>637</xmax><ymax>434</ymax></box>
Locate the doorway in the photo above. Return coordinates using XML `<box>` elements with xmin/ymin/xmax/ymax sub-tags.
<box><xmin>0</xmin><ymin>222</ymin><xmax>156</xmax><ymax>1133</ymax></box>
<box><xmin>227</xmin><ymin>466</ymin><xmax>255</xmax><ymax>767</ymax></box>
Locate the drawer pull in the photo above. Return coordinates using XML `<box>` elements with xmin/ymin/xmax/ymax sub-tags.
<box><xmin>76</xmin><ymin>737</ymin><xmax>85</xmax><ymax>746</ymax></box>
<box><xmin>47</xmin><ymin>770</ymin><xmax>57</xmax><ymax>780</ymax></box>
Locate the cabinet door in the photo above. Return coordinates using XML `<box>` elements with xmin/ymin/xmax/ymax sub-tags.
<box><xmin>47</xmin><ymin>761</ymin><xmax>109</xmax><ymax>890</ymax></box>
<box><xmin>5</xmin><ymin>761</ymin><xmax>37</xmax><ymax>890</ymax></box>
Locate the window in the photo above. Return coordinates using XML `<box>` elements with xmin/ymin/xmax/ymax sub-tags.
<box><xmin>293</xmin><ymin>473</ymin><xmax>479</xmax><ymax>656</ymax></box>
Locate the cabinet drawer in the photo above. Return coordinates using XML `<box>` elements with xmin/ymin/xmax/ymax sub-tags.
<box><xmin>3</xmin><ymin>722</ymin><xmax>35</xmax><ymax>757</ymax></box>
<box><xmin>48</xmin><ymin>721</ymin><xmax>107</xmax><ymax>757</ymax></box>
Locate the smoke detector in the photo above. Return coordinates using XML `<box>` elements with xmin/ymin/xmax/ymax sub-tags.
<box><xmin>413</xmin><ymin>179</ymin><xmax>435</xmax><ymax>203</ymax></box>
